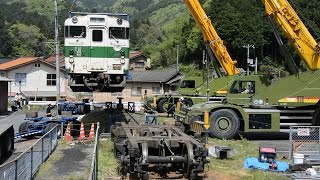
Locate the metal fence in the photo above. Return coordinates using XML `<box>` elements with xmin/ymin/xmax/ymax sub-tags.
<box><xmin>289</xmin><ymin>126</ymin><xmax>320</xmax><ymax>161</ymax></box>
<box><xmin>0</xmin><ymin>124</ymin><xmax>59</xmax><ymax>180</ymax></box>
<box><xmin>88</xmin><ymin>122</ymin><xmax>100</xmax><ymax>180</ymax></box>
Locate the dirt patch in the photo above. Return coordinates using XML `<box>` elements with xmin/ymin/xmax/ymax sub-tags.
<box><xmin>203</xmin><ymin>169</ymin><xmax>241</xmax><ymax>180</ymax></box>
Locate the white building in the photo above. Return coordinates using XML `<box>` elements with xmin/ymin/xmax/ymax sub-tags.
<box><xmin>0</xmin><ymin>57</ymin><xmax>68</xmax><ymax>101</ymax></box>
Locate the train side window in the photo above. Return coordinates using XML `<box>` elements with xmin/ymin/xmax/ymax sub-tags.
<box><xmin>92</xmin><ymin>30</ymin><xmax>103</xmax><ymax>42</ymax></box>
<box><xmin>65</xmin><ymin>26</ymin><xmax>86</xmax><ymax>38</ymax></box>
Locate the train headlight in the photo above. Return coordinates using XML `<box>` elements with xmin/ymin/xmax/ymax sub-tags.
<box><xmin>120</xmin><ymin>50</ymin><xmax>125</xmax><ymax>56</ymax></box>
<box><xmin>120</xmin><ymin>59</ymin><xmax>125</xmax><ymax>64</ymax></box>
<box><xmin>69</xmin><ymin>57</ymin><xmax>74</xmax><ymax>64</ymax></box>
<box><xmin>117</xmin><ymin>18</ymin><xmax>123</xmax><ymax>25</ymax></box>
<box><xmin>72</xmin><ymin>16</ymin><xmax>78</xmax><ymax>24</ymax></box>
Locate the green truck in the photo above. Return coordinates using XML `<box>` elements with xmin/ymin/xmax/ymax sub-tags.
<box><xmin>175</xmin><ymin>71</ymin><xmax>320</xmax><ymax>139</ymax></box>
<box><xmin>152</xmin><ymin>75</ymin><xmax>235</xmax><ymax>113</ymax></box>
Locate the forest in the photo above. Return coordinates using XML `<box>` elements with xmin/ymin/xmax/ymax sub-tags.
<box><xmin>0</xmin><ymin>0</ymin><xmax>320</xmax><ymax>75</ymax></box>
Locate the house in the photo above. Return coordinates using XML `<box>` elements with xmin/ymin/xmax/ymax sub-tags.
<box><xmin>129</xmin><ymin>51</ymin><xmax>151</xmax><ymax>71</ymax></box>
<box><xmin>0</xmin><ymin>56</ymin><xmax>68</xmax><ymax>102</ymax></box>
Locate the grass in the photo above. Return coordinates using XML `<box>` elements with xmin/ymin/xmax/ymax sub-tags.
<box><xmin>207</xmin><ymin>138</ymin><xmax>289</xmax><ymax>180</ymax></box>
<box><xmin>98</xmin><ymin>139</ymin><xmax>119</xmax><ymax>179</ymax></box>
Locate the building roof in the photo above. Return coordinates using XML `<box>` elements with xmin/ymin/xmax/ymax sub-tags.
<box><xmin>0</xmin><ymin>56</ymin><xmax>66</xmax><ymax>72</ymax></box>
<box><xmin>129</xmin><ymin>51</ymin><xmax>148</xmax><ymax>60</ymax></box>
<box><xmin>45</xmin><ymin>55</ymin><xmax>65</xmax><ymax>66</ymax></box>
<box><xmin>129</xmin><ymin>68</ymin><xmax>181</xmax><ymax>83</ymax></box>
<box><xmin>0</xmin><ymin>57</ymin><xmax>39</xmax><ymax>70</ymax></box>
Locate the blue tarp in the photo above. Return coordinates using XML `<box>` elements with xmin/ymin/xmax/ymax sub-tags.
<box><xmin>244</xmin><ymin>157</ymin><xmax>289</xmax><ymax>172</ymax></box>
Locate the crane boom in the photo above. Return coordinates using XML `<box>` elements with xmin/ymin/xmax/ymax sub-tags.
<box><xmin>184</xmin><ymin>0</ymin><xmax>239</xmax><ymax>75</ymax></box>
<box><xmin>263</xmin><ymin>0</ymin><xmax>320</xmax><ymax>70</ymax></box>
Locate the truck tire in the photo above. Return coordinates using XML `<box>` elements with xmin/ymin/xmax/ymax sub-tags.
<box><xmin>84</xmin><ymin>105</ymin><xmax>90</xmax><ymax>114</ymax></box>
<box><xmin>209</xmin><ymin>109</ymin><xmax>239</xmax><ymax>139</ymax></box>
<box><xmin>158</xmin><ymin>99</ymin><xmax>169</xmax><ymax>113</ymax></box>
<box><xmin>58</xmin><ymin>104</ymin><xmax>64</xmax><ymax>115</ymax></box>
<box><xmin>78</xmin><ymin>105</ymin><xmax>85</xmax><ymax>115</ymax></box>
<box><xmin>19</xmin><ymin>122</ymin><xmax>29</xmax><ymax>133</ymax></box>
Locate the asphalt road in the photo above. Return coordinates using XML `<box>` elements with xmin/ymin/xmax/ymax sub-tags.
<box><xmin>0</xmin><ymin>110</ymin><xmax>46</xmax><ymax>133</ymax></box>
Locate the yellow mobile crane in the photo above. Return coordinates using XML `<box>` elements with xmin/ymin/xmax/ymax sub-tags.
<box><xmin>176</xmin><ymin>0</ymin><xmax>320</xmax><ymax>139</ymax></box>
<box><xmin>263</xmin><ymin>0</ymin><xmax>320</xmax><ymax>70</ymax></box>
<box><xmin>184</xmin><ymin>0</ymin><xmax>239</xmax><ymax>75</ymax></box>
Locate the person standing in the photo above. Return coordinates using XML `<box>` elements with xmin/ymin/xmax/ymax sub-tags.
<box><xmin>46</xmin><ymin>104</ymin><xmax>53</xmax><ymax>117</ymax></box>
<box><xmin>14</xmin><ymin>93</ymin><xmax>19</xmax><ymax>107</ymax></box>
<box><xmin>14</xmin><ymin>93</ymin><xmax>22</xmax><ymax>108</ymax></box>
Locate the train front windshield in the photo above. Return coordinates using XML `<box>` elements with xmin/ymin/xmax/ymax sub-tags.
<box><xmin>109</xmin><ymin>27</ymin><xmax>130</xmax><ymax>39</ymax></box>
<box><xmin>65</xmin><ymin>26</ymin><xmax>86</xmax><ymax>38</ymax></box>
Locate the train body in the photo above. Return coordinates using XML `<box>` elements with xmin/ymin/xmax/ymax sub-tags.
<box><xmin>64</xmin><ymin>12</ymin><xmax>130</xmax><ymax>92</ymax></box>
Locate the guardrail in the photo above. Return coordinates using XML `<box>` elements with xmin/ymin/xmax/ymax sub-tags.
<box><xmin>0</xmin><ymin>124</ymin><xmax>59</xmax><ymax>179</ymax></box>
<box><xmin>27</xmin><ymin>101</ymin><xmax>57</xmax><ymax>106</ymax></box>
<box><xmin>88</xmin><ymin>122</ymin><xmax>100</xmax><ymax>180</ymax></box>
<box><xmin>92</xmin><ymin>102</ymin><xmax>144</xmax><ymax>111</ymax></box>
<box><xmin>26</xmin><ymin>101</ymin><xmax>144</xmax><ymax>111</ymax></box>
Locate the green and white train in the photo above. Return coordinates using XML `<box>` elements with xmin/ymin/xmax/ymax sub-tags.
<box><xmin>64</xmin><ymin>12</ymin><xmax>130</xmax><ymax>92</ymax></box>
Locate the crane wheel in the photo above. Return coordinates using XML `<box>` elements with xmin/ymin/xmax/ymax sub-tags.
<box><xmin>209</xmin><ymin>109</ymin><xmax>239</xmax><ymax>139</ymax></box>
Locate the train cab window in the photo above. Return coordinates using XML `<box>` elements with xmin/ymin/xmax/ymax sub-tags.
<box><xmin>109</xmin><ymin>27</ymin><xmax>129</xmax><ymax>39</ymax></box>
<box><xmin>92</xmin><ymin>30</ymin><xmax>103</xmax><ymax>42</ymax></box>
<box><xmin>64</xmin><ymin>26</ymin><xmax>86</xmax><ymax>38</ymax></box>
<box><xmin>229</xmin><ymin>81</ymin><xmax>255</xmax><ymax>94</ymax></box>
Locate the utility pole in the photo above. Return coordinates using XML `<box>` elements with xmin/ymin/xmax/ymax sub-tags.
<box><xmin>176</xmin><ymin>45</ymin><xmax>179</xmax><ymax>73</ymax></box>
<box><xmin>206</xmin><ymin>51</ymin><xmax>209</xmax><ymax>102</ymax></box>
<box><xmin>202</xmin><ymin>50</ymin><xmax>209</xmax><ymax>101</ymax></box>
<box><xmin>243</xmin><ymin>44</ymin><xmax>255</xmax><ymax>76</ymax></box>
<box><xmin>54</xmin><ymin>0</ymin><xmax>60</xmax><ymax>99</ymax></box>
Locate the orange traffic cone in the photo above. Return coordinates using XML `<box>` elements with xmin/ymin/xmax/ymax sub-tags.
<box><xmin>65</xmin><ymin>124</ymin><xmax>72</xmax><ymax>142</ymax></box>
<box><xmin>89</xmin><ymin>123</ymin><xmax>95</xmax><ymax>139</ymax></box>
<box><xmin>78</xmin><ymin>122</ymin><xmax>86</xmax><ymax>140</ymax></box>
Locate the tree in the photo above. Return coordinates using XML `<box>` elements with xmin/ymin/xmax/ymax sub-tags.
<box><xmin>0</xmin><ymin>11</ymin><xmax>12</xmax><ymax>56</ymax></box>
<box><xmin>8</xmin><ymin>23</ymin><xmax>49</xmax><ymax>57</ymax></box>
